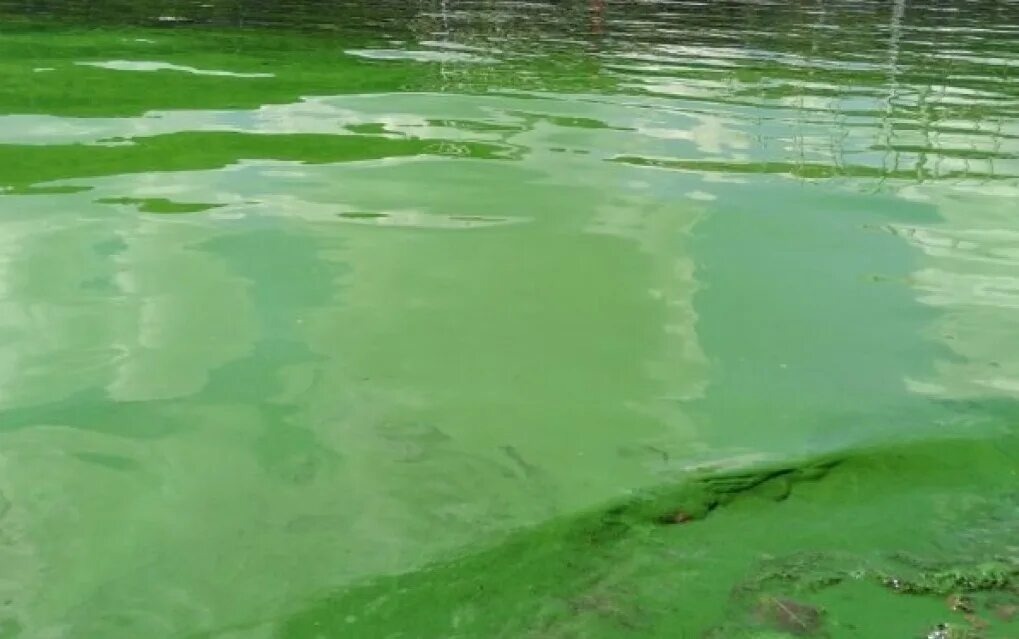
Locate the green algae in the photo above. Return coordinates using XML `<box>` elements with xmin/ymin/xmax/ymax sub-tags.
<box><xmin>0</xmin><ymin>2</ymin><xmax>1017</xmax><ymax>638</ymax></box>
<box><xmin>97</xmin><ymin>196</ymin><xmax>223</xmax><ymax>214</ymax></box>
<box><xmin>0</xmin><ymin>131</ymin><xmax>514</xmax><ymax>190</ymax></box>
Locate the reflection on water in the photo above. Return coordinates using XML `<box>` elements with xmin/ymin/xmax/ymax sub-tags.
<box><xmin>0</xmin><ymin>0</ymin><xmax>1017</xmax><ymax>636</ymax></box>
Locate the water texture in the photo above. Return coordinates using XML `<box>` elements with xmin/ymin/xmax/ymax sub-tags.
<box><xmin>0</xmin><ymin>1</ymin><xmax>1017</xmax><ymax>637</ymax></box>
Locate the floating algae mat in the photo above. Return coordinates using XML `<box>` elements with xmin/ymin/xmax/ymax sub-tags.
<box><xmin>272</xmin><ymin>428</ymin><xmax>1019</xmax><ymax>639</ymax></box>
<box><xmin>0</xmin><ymin>1</ymin><xmax>1018</xmax><ymax>637</ymax></box>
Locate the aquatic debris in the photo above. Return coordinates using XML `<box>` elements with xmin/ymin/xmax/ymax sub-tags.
<box><xmin>924</xmin><ymin>622</ymin><xmax>983</xmax><ymax>639</ymax></box>
<box><xmin>658</xmin><ymin>510</ymin><xmax>694</xmax><ymax>525</ymax></box>
<box><xmin>947</xmin><ymin>593</ymin><xmax>975</xmax><ymax>613</ymax></box>
<box><xmin>725</xmin><ymin>548</ymin><xmax>1017</xmax><ymax>639</ymax></box>
<box><xmin>882</xmin><ymin>561</ymin><xmax>1014</xmax><ymax>595</ymax></box>
<box><xmin>755</xmin><ymin>596</ymin><xmax>824</xmax><ymax>636</ymax></box>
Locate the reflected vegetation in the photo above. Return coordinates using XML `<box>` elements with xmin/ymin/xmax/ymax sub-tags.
<box><xmin>0</xmin><ymin>0</ymin><xmax>1017</xmax><ymax>637</ymax></box>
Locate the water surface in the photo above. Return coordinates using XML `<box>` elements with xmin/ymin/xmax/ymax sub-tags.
<box><xmin>0</xmin><ymin>1</ymin><xmax>1017</xmax><ymax>636</ymax></box>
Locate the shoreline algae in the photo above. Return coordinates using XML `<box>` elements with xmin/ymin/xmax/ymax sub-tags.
<box><xmin>218</xmin><ymin>425</ymin><xmax>1018</xmax><ymax>638</ymax></box>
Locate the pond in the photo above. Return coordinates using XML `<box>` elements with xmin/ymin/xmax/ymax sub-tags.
<box><xmin>0</xmin><ymin>1</ymin><xmax>1017</xmax><ymax>636</ymax></box>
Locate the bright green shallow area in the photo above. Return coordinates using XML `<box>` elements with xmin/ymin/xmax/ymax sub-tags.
<box><xmin>0</xmin><ymin>1</ymin><xmax>1017</xmax><ymax>637</ymax></box>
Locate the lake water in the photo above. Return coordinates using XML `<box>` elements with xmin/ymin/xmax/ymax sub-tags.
<box><xmin>0</xmin><ymin>1</ymin><xmax>1017</xmax><ymax>637</ymax></box>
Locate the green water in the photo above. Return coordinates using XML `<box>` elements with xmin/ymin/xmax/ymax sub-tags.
<box><xmin>0</xmin><ymin>1</ymin><xmax>1017</xmax><ymax>637</ymax></box>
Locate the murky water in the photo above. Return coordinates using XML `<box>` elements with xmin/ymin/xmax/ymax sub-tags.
<box><xmin>0</xmin><ymin>1</ymin><xmax>1017</xmax><ymax>637</ymax></box>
